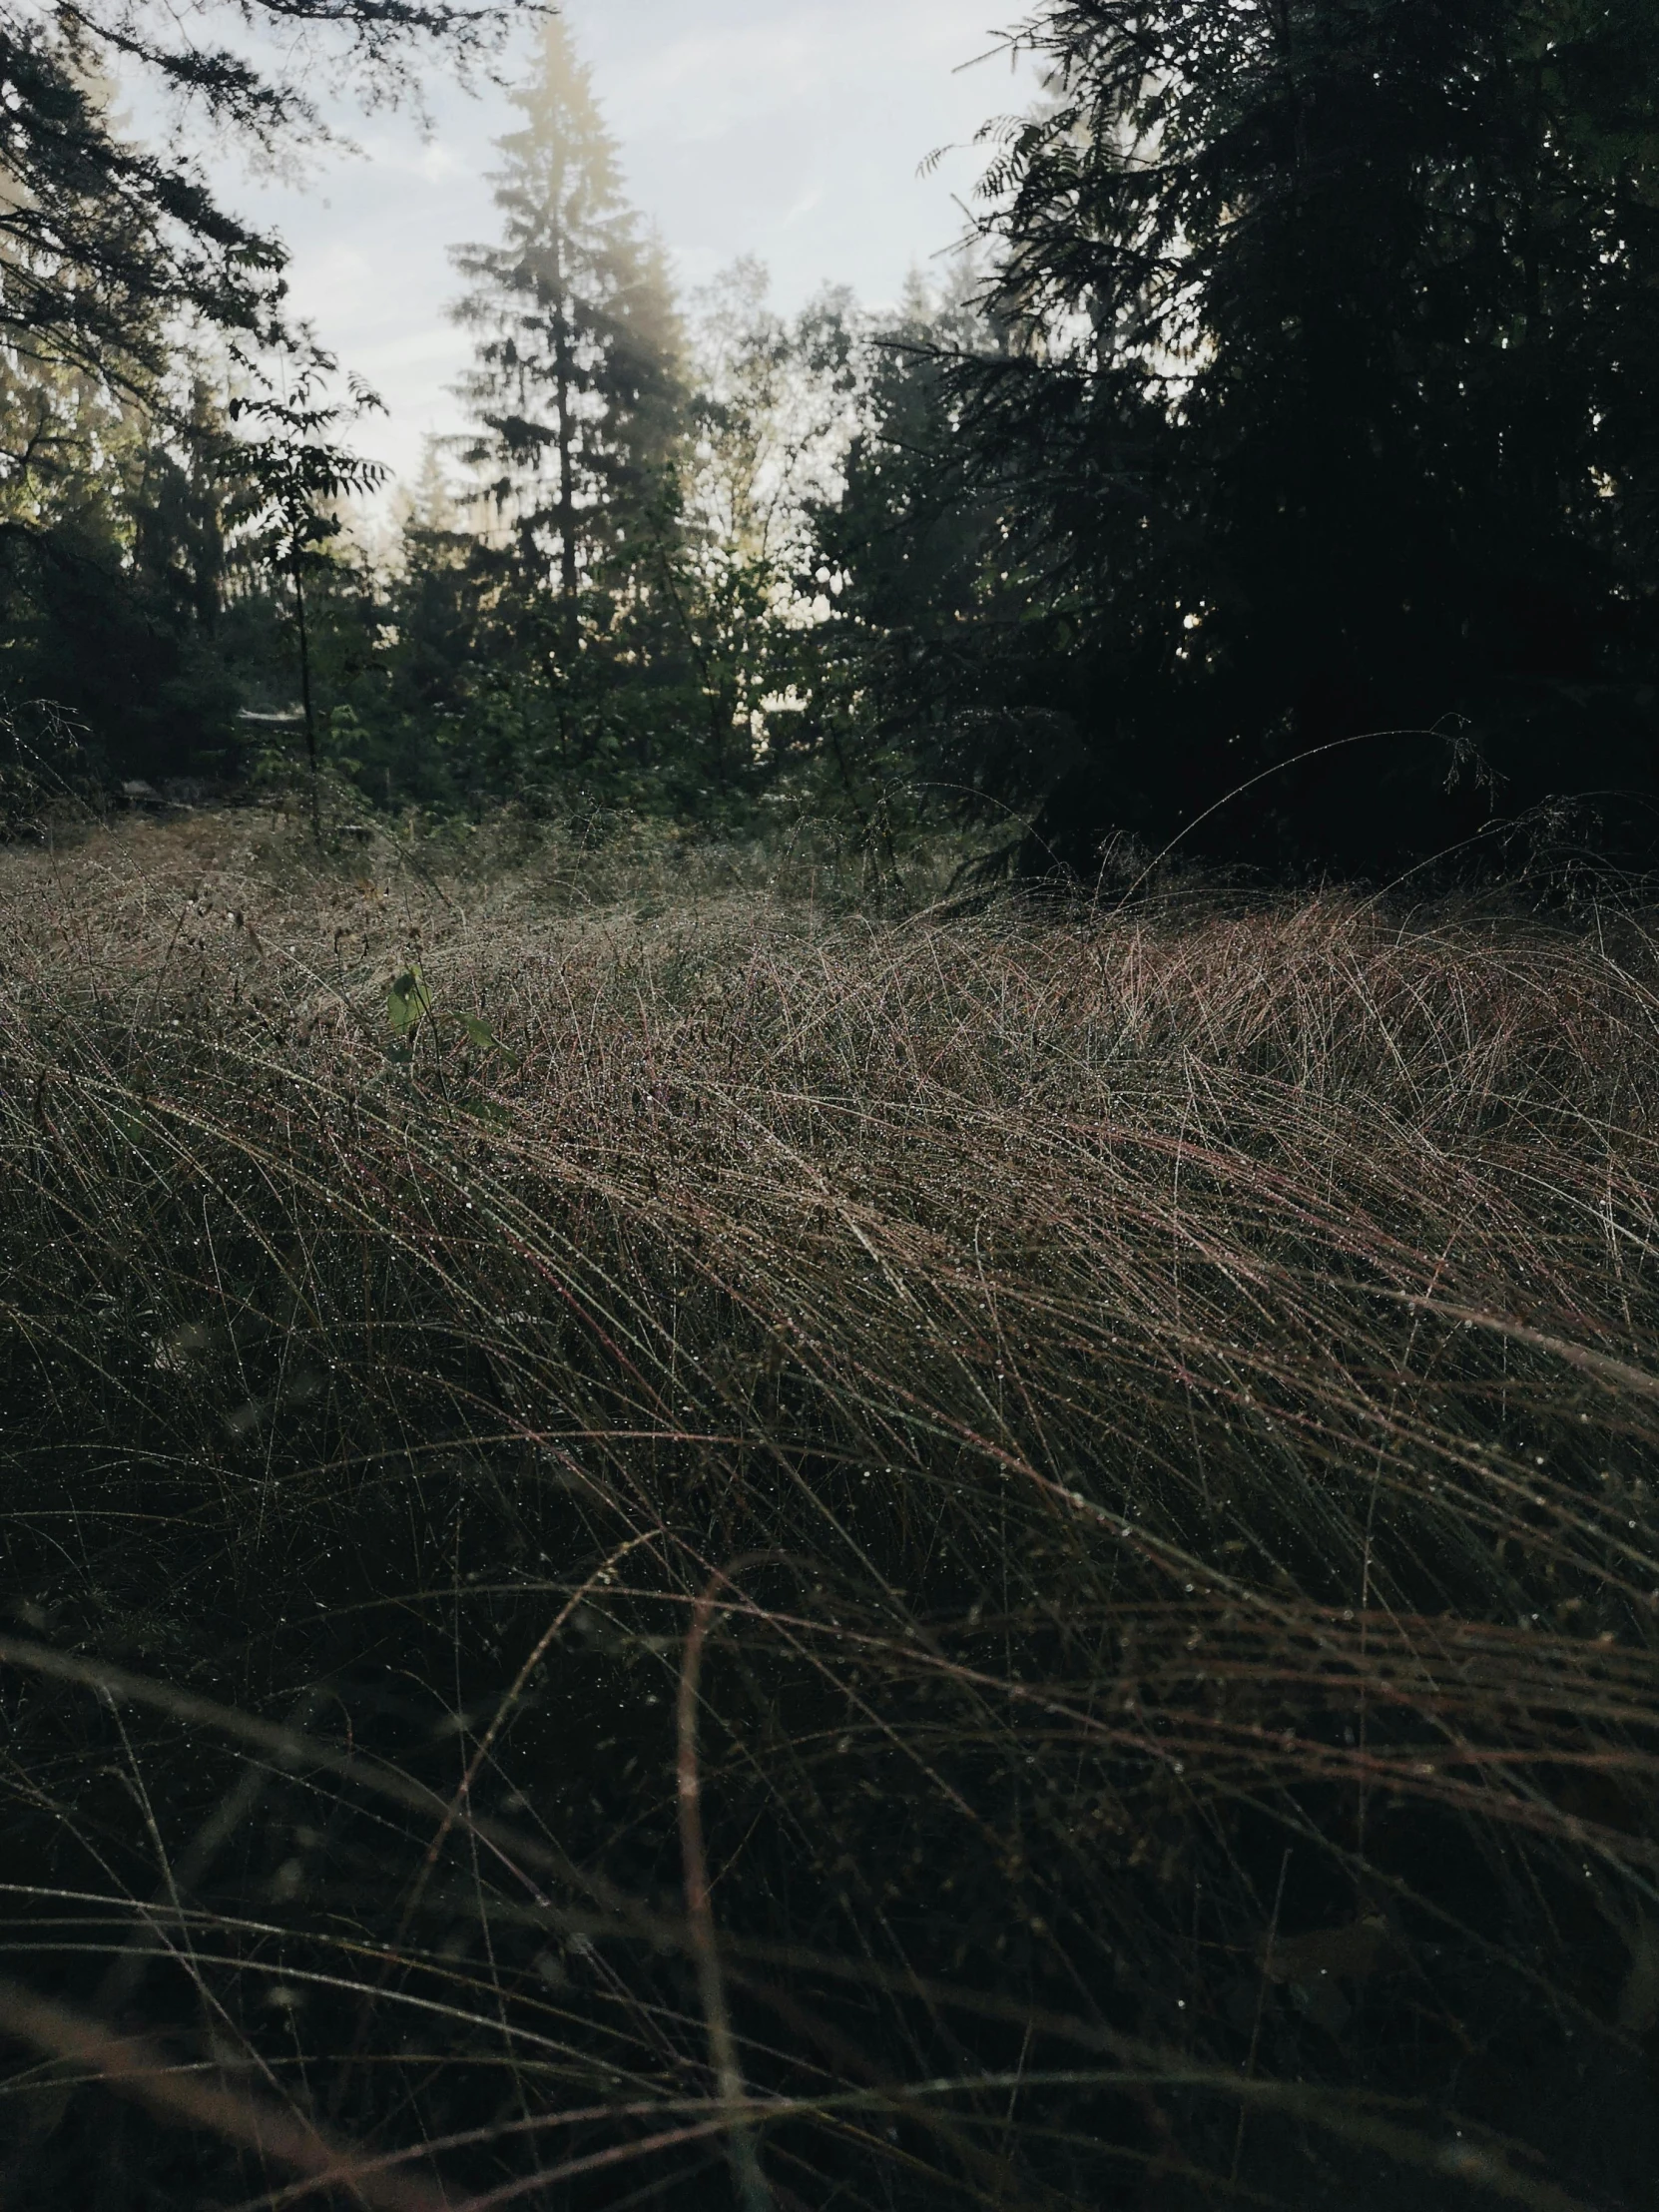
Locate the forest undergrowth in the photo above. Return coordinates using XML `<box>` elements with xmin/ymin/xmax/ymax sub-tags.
<box><xmin>0</xmin><ymin>810</ymin><xmax>1656</xmax><ymax>2210</ymax></box>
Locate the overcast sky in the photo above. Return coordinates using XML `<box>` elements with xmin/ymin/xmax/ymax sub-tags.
<box><xmin>231</xmin><ymin>2</ymin><xmax>1028</xmax><ymax>490</ymax></box>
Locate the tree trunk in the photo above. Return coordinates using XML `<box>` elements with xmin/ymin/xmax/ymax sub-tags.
<box><xmin>550</xmin><ymin>212</ymin><xmax>580</xmax><ymax>661</ymax></box>
<box><xmin>291</xmin><ymin>547</ymin><xmax>321</xmax><ymax>849</ymax></box>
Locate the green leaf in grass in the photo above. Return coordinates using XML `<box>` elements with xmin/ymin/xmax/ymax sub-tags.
<box><xmin>387</xmin><ymin>964</ymin><xmax>433</xmax><ymax>1037</ymax></box>
<box><xmin>454</xmin><ymin>1011</ymin><xmax>519</xmax><ymax>1068</ymax></box>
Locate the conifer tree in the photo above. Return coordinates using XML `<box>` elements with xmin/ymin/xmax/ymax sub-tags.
<box><xmin>0</xmin><ymin>0</ymin><xmax>528</xmax><ymax>396</ymax></box>
<box><xmin>450</xmin><ymin>20</ymin><xmax>684</xmax><ymax>651</ymax></box>
<box><xmin>0</xmin><ymin>342</ymin><xmax>251</xmax><ymax>781</ymax></box>
<box><xmin>871</xmin><ymin>0</ymin><xmax>1659</xmax><ymax>875</ymax></box>
<box><xmin>0</xmin><ymin>0</ymin><xmax>526</xmax><ymax>792</ymax></box>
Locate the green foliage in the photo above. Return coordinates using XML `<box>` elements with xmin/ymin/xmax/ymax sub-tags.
<box><xmin>0</xmin><ymin>12</ymin><xmax>281</xmax><ymax>389</ymax></box>
<box><xmin>0</xmin><ymin>0</ymin><xmax>528</xmax><ymax>801</ymax></box>
<box><xmin>367</xmin><ymin>35</ymin><xmax>872</xmax><ymax>830</ymax></box>
<box><xmin>385</xmin><ymin>959</ymin><xmax>433</xmax><ymax>1036</ymax></box>
<box><xmin>13</xmin><ymin>0</ymin><xmax>1659</xmax><ymax>884</ymax></box>
<box><xmin>0</xmin><ymin>0</ymin><xmax>532</xmax><ymax>391</ymax></box>
<box><xmin>803</xmin><ymin>267</ymin><xmax>1017</xmax><ymax>846</ymax></box>
<box><xmin>0</xmin><ymin>352</ymin><xmax>248</xmax><ymax>783</ymax></box>
<box><xmin>834</xmin><ymin>0</ymin><xmax>1659</xmax><ymax>876</ymax></box>
<box><xmin>231</xmin><ymin>360</ymin><xmax>389</xmax><ymax>573</ymax></box>
<box><xmin>451</xmin><ymin>17</ymin><xmax>686</xmax><ymax>602</ymax></box>
<box><xmin>229</xmin><ymin>352</ymin><xmax>389</xmax><ymax>834</ymax></box>
<box><xmin>410</xmin><ymin>21</ymin><xmax>696</xmax><ymax>810</ymax></box>
<box><xmin>673</xmin><ymin>263</ymin><xmax>863</xmax><ymax>802</ymax></box>
<box><xmin>385</xmin><ymin>954</ymin><xmax>520</xmax><ymax>1066</ymax></box>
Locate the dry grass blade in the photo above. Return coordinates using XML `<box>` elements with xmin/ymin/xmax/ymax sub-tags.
<box><xmin>678</xmin><ymin>1569</ymin><xmax>774</xmax><ymax>2212</ymax></box>
<box><xmin>0</xmin><ymin>812</ymin><xmax>1656</xmax><ymax>2209</ymax></box>
<box><xmin>0</xmin><ymin>1973</ymin><xmax>454</xmax><ymax>2209</ymax></box>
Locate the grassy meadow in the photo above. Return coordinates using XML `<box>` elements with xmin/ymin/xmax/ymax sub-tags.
<box><xmin>0</xmin><ymin>809</ymin><xmax>1656</xmax><ymax>2209</ymax></box>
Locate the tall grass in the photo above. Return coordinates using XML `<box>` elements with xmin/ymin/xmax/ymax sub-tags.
<box><xmin>0</xmin><ymin>811</ymin><xmax>1655</xmax><ymax>2209</ymax></box>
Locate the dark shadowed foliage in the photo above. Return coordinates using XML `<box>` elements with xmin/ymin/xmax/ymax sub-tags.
<box><xmin>836</xmin><ymin>0</ymin><xmax>1659</xmax><ymax>879</ymax></box>
<box><xmin>0</xmin><ymin>0</ymin><xmax>529</xmax><ymax>789</ymax></box>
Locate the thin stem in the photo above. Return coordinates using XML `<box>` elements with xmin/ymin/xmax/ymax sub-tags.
<box><xmin>290</xmin><ymin>543</ymin><xmax>321</xmax><ymax>850</ymax></box>
<box><xmin>679</xmin><ymin>1574</ymin><xmax>773</xmax><ymax>2212</ymax></box>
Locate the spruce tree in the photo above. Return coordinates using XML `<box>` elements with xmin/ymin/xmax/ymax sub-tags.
<box><xmin>0</xmin><ymin>0</ymin><xmax>527</xmax><ymax>790</ymax></box>
<box><xmin>450</xmin><ymin>20</ymin><xmax>684</xmax><ymax>656</ymax></box>
<box><xmin>0</xmin><ymin>0</ymin><xmax>529</xmax><ymax>393</ymax></box>
<box><xmin>0</xmin><ymin>343</ymin><xmax>251</xmax><ymax>782</ymax></box>
<box><xmin>882</xmin><ymin>0</ymin><xmax>1659</xmax><ymax>875</ymax></box>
